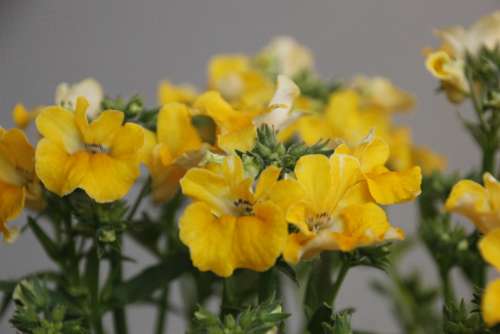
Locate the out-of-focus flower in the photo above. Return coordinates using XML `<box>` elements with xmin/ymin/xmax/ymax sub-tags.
<box><xmin>179</xmin><ymin>155</ymin><xmax>296</xmax><ymax>277</ymax></box>
<box><xmin>157</xmin><ymin>80</ymin><xmax>197</xmax><ymax>106</ymax></box>
<box><xmin>336</xmin><ymin>133</ymin><xmax>422</xmax><ymax>205</ymax></box>
<box><xmin>411</xmin><ymin>146</ymin><xmax>447</xmax><ymax>175</ymax></box>
<box><xmin>254</xmin><ymin>75</ymin><xmax>300</xmax><ymax>129</ymax></box>
<box><xmin>141</xmin><ymin>102</ymin><xmax>205</xmax><ymax>203</ymax></box>
<box><xmin>283</xmin><ymin>153</ymin><xmax>404</xmax><ymax>264</ymax></box>
<box><xmin>208</xmin><ymin>55</ymin><xmax>274</xmax><ymax>107</ymax></box>
<box><xmin>35</xmin><ymin>96</ymin><xmax>143</xmax><ymax>203</ymax></box>
<box><xmin>425</xmin><ymin>51</ymin><xmax>468</xmax><ymax>102</ymax></box>
<box><xmin>55</xmin><ymin>78</ymin><xmax>103</xmax><ymax>118</ymax></box>
<box><xmin>478</xmin><ymin>228</ymin><xmax>500</xmax><ymax>326</ymax></box>
<box><xmin>351</xmin><ymin>76</ymin><xmax>415</xmax><ymax>113</ymax></box>
<box><xmin>258</xmin><ymin>36</ymin><xmax>314</xmax><ymax>77</ymax></box>
<box><xmin>12</xmin><ymin>104</ymin><xmax>45</xmax><ymax>130</ymax></box>
<box><xmin>445</xmin><ymin>173</ymin><xmax>500</xmax><ymax>234</ymax></box>
<box><xmin>196</xmin><ymin>75</ymin><xmax>300</xmax><ymax>152</ymax></box>
<box><xmin>0</xmin><ymin>128</ymin><xmax>43</xmax><ymax>242</ymax></box>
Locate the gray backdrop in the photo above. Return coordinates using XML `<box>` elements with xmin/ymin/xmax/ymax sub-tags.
<box><xmin>1</xmin><ymin>0</ymin><xmax>499</xmax><ymax>333</ymax></box>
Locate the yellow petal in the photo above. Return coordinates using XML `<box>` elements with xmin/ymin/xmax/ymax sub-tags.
<box><xmin>266</xmin><ymin>179</ymin><xmax>305</xmax><ymax>214</ymax></box>
<box><xmin>180</xmin><ymin>167</ymin><xmax>232</xmax><ymax>215</ymax></box>
<box><xmin>35</xmin><ymin>106</ymin><xmax>83</xmax><ymax>154</ymax></box>
<box><xmin>484</xmin><ymin>173</ymin><xmax>500</xmax><ymax>211</ymax></box>
<box><xmin>354</xmin><ymin>134</ymin><xmax>390</xmax><ymax>173</ymax></box>
<box><xmin>86</xmin><ymin>110</ymin><xmax>124</xmax><ymax>147</ymax></box>
<box><xmin>231</xmin><ymin>202</ymin><xmax>287</xmax><ymax>272</ymax></box>
<box><xmin>334</xmin><ymin>202</ymin><xmax>390</xmax><ymax>252</ymax></box>
<box><xmin>0</xmin><ymin>181</ymin><xmax>25</xmax><ymax>224</ymax></box>
<box><xmin>411</xmin><ymin>146</ymin><xmax>447</xmax><ymax>175</ymax></box>
<box><xmin>150</xmin><ymin>164</ymin><xmax>186</xmax><ymax>203</ymax></box>
<box><xmin>35</xmin><ymin>139</ymin><xmax>89</xmax><ymax>196</ymax></box>
<box><xmin>79</xmin><ymin>153</ymin><xmax>140</xmax><ymax>203</ymax></box>
<box><xmin>110</xmin><ymin>122</ymin><xmax>145</xmax><ymax>159</ymax></box>
<box><xmin>138</xmin><ymin>128</ymin><xmax>157</xmax><ymax>167</ymax></box>
<box><xmin>217</xmin><ymin>125</ymin><xmax>256</xmax><ymax>152</ymax></box>
<box><xmin>479</xmin><ymin>228</ymin><xmax>500</xmax><ymax>271</ymax></box>
<box><xmin>295</xmin><ymin>154</ymin><xmax>331</xmax><ymax>213</ymax></box>
<box><xmin>157</xmin><ymin>103</ymin><xmax>201</xmax><ymax>158</ymax></box>
<box><xmin>157</xmin><ymin>80</ymin><xmax>197</xmax><ymax>105</ymax></box>
<box><xmin>283</xmin><ymin>232</ymin><xmax>315</xmax><ymax>264</ymax></box>
<box><xmin>483</xmin><ymin>279</ymin><xmax>500</xmax><ymax>327</ymax></box>
<box><xmin>179</xmin><ymin>201</ymin><xmax>286</xmax><ymax>277</ymax></box>
<box><xmin>366</xmin><ymin>166</ymin><xmax>422</xmax><ymax>205</ymax></box>
<box><xmin>179</xmin><ymin>202</ymin><xmax>237</xmax><ymax>277</ymax></box>
<box><xmin>0</xmin><ymin>128</ymin><xmax>35</xmax><ymax>174</ymax></box>
<box><xmin>445</xmin><ymin>179</ymin><xmax>491</xmax><ymax>231</ymax></box>
<box><xmin>328</xmin><ymin>153</ymin><xmax>364</xmax><ymax>209</ymax></box>
<box><xmin>12</xmin><ymin>104</ymin><xmax>31</xmax><ymax>129</ymax></box>
<box><xmin>255</xmin><ymin>165</ymin><xmax>281</xmax><ymax>199</ymax></box>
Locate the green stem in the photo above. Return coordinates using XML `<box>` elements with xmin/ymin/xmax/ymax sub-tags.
<box><xmin>89</xmin><ymin>248</ymin><xmax>104</xmax><ymax>334</ymax></box>
<box><xmin>155</xmin><ymin>286</ymin><xmax>169</xmax><ymax>334</ymax></box>
<box><xmin>111</xmin><ymin>252</ymin><xmax>127</xmax><ymax>334</ymax></box>
<box><xmin>327</xmin><ymin>261</ymin><xmax>350</xmax><ymax>307</ymax></box>
<box><xmin>127</xmin><ymin>179</ymin><xmax>150</xmax><ymax>221</ymax></box>
<box><xmin>481</xmin><ymin>143</ymin><xmax>496</xmax><ymax>174</ymax></box>
<box><xmin>221</xmin><ymin>277</ymin><xmax>238</xmax><ymax>316</ymax></box>
<box><xmin>439</xmin><ymin>269</ymin><xmax>455</xmax><ymax>305</ymax></box>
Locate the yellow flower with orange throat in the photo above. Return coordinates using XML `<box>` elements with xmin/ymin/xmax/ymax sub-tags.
<box><xmin>141</xmin><ymin>102</ymin><xmax>206</xmax><ymax>203</ymax></box>
<box><xmin>179</xmin><ymin>155</ymin><xmax>300</xmax><ymax>277</ymax></box>
<box><xmin>0</xmin><ymin>128</ymin><xmax>44</xmax><ymax>242</ymax></box>
<box><xmin>283</xmin><ymin>152</ymin><xmax>405</xmax><ymax>264</ymax></box>
<box><xmin>35</xmin><ymin>96</ymin><xmax>144</xmax><ymax>203</ymax></box>
<box><xmin>445</xmin><ymin>173</ymin><xmax>500</xmax><ymax>326</ymax></box>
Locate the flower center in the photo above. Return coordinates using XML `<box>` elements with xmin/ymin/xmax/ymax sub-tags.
<box><xmin>85</xmin><ymin>143</ymin><xmax>109</xmax><ymax>154</ymax></box>
<box><xmin>306</xmin><ymin>212</ymin><xmax>331</xmax><ymax>232</ymax></box>
<box><xmin>233</xmin><ymin>198</ymin><xmax>254</xmax><ymax>216</ymax></box>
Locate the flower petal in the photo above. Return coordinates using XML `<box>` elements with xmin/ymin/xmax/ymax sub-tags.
<box><xmin>79</xmin><ymin>153</ymin><xmax>140</xmax><ymax>203</ymax></box>
<box><xmin>86</xmin><ymin>110</ymin><xmax>124</xmax><ymax>147</ymax></box>
<box><xmin>295</xmin><ymin>154</ymin><xmax>331</xmax><ymax>213</ymax></box>
<box><xmin>157</xmin><ymin>103</ymin><xmax>202</xmax><ymax>158</ymax></box>
<box><xmin>35</xmin><ymin>106</ymin><xmax>83</xmax><ymax>153</ymax></box>
<box><xmin>110</xmin><ymin>122</ymin><xmax>145</xmax><ymax>159</ymax></box>
<box><xmin>328</xmin><ymin>153</ymin><xmax>364</xmax><ymax>210</ymax></box>
<box><xmin>366</xmin><ymin>166</ymin><xmax>422</xmax><ymax>205</ymax></box>
<box><xmin>479</xmin><ymin>228</ymin><xmax>500</xmax><ymax>271</ymax></box>
<box><xmin>35</xmin><ymin>139</ymin><xmax>89</xmax><ymax>196</ymax></box>
<box><xmin>484</xmin><ymin>173</ymin><xmax>500</xmax><ymax>211</ymax></box>
<box><xmin>483</xmin><ymin>279</ymin><xmax>500</xmax><ymax>327</ymax></box>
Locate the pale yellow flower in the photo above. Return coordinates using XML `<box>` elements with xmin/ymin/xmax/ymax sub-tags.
<box><xmin>259</xmin><ymin>36</ymin><xmax>314</xmax><ymax>77</ymax></box>
<box><xmin>55</xmin><ymin>78</ymin><xmax>103</xmax><ymax>118</ymax></box>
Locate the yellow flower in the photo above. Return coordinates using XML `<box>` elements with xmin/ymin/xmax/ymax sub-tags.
<box><xmin>195</xmin><ymin>75</ymin><xmax>300</xmax><ymax>152</ymax></box>
<box><xmin>258</xmin><ymin>36</ymin><xmax>314</xmax><ymax>77</ymax></box>
<box><xmin>425</xmin><ymin>51</ymin><xmax>468</xmax><ymax>102</ymax></box>
<box><xmin>411</xmin><ymin>146</ymin><xmax>447</xmax><ymax>175</ymax></box>
<box><xmin>179</xmin><ymin>155</ymin><xmax>297</xmax><ymax>277</ymax></box>
<box><xmin>12</xmin><ymin>104</ymin><xmax>44</xmax><ymax>130</ymax></box>
<box><xmin>336</xmin><ymin>133</ymin><xmax>422</xmax><ymax>205</ymax></box>
<box><xmin>35</xmin><ymin>96</ymin><xmax>144</xmax><ymax>203</ymax></box>
<box><xmin>208</xmin><ymin>55</ymin><xmax>274</xmax><ymax>107</ymax></box>
<box><xmin>55</xmin><ymin>78</ymin><xmax>104</xmax><ymax>118</ymax></box>
<box><xmin>445</xmin><ymin>173</ymin><xmax>500</xmax><ymax>234</ymax></box>
<box><xmin>283</xmin><ymin>153</ymin><xmax>404</xmax><ymax>264</ymax></box>
<box><xmin>351</xmin><ymin>76</ymin><xmax>415</xmax><ymax>113</ymax></box>
<box><xmin>479</xmin><ymin>228</ymin><xmax>500</xmax><ymax>326</ymax></box>
<box><xmin>0</xmin><ymin>128</ymin><xmax>43</xmax><ymax>242</ymax></box>
<box><xmin>142</xmin><ymin>102</ymin><xmax>205</xmax><ymax>203</ymax></box>
<box><xmin>157</xmin><ymin>80</ymin><xmax>197</xmax><ymax>106</ymax></box>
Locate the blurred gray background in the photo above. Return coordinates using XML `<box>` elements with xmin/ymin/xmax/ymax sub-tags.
<box><xmin>1</xmin><ymin>0</ymin><xmax>499</xmax><ymax>333</ymax></box>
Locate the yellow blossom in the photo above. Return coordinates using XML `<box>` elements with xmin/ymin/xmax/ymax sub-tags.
<box><xmin>445</xmin><ymin>173</ymin><xmax>500</xmax><ymax>234</ymax></box>
<box><xmin>157</xmin><ymin>80</ymin><xmax>197</xmax><ymax>106</ymax></box>
<box><xmin>35</xmin><ymin>96</ymin><xmax>144</xmax><ymax>203</ymax></box>
<box><xmin>411</xmin><ymin>146</ymin><xmax>447</xmax><ymax>175</ymax></box>
<box><xmin>141</xmin><ymin>102</ymin><xmax>205</xmax><ymax>203</ymax></box>
<box><xmin>351</xmin><ymin>76</ymin><xmax>415</xmax><ymax>113</ymax></box>
<box><xmin>479</xmin><ymin>228</ymin><xmax>500</xmax><ymax>326</ymax></box>
<box><xmin>425</xmin><ymin>51</ymin><xmax>468</xmax><ymax>102</ymax></box>
<box><xmin>179</xmin><ymin>155</ymin><xmax>298</xmax><ymax>277</ymax></box>
<box><xmin>335</xmin><ymin>132</ymin><xmax>422</xmax><ymax>205</ymax></box>
<box><xmin>0</xmin><ymin>128</ymin><xmax>43</xmax><ymax>242</ymax></box>
<box><xmin>208</xmin><ymin>55</ymin><xmax>274</xmax><ymax>107</ymax></box>
<box><xmin>195</xmin><ymin>75</ymin><xmax>300</xmax><ymax>152</ymax></box>
<box><xmin>283</xmin><ymin>153</ymin><xmax>404</xmax><ymax>264</ymax></box>
<box><xmin>55</xmin><ymin>78</ymin><xmax>103</xmax><ymax>118</ymax></box>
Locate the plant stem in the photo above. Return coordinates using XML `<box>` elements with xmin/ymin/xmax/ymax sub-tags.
<box><xmin>111</xmin><ymin>251</ymin><xmax>128</xmax><ymax>334</ymax></box>
<box><xmin>221</xmin><ymin>277</ymin><xmax>238</xmax><ymax>316</ymax></box>
<box><xmin>155</xmin><ymin>285</ymin><xmax>169</xmax><ymax>334</ymax></box>
<box><xmin>439</xmin><ymin>269</ymin><xmax>455</xmax><ymax>305</ymax></box>
<box><xmin>127</xmin><ymin>179</ymin><xmax>150</xmax><ymax>221</ymax></box>
<box><xmin>481</xmin><ymin>143</ymin><xmax>496</xmax><ymax>174</ymax></box>
<box><xmin>327</xmin><ymin>261</ymin><xmax>350</xmax><ymax>307</ymax></box>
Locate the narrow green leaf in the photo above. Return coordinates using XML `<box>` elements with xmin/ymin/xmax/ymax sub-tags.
<box><xmin>28</xmin><ymin>217</ymin><xmax>60</xmax><ymax>262</ymax></box>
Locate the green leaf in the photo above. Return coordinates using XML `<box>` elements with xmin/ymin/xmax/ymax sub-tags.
<box><xmin>28</xmin><ymin>217</ymin><xmax>60</xmax><ymax>262</ymax></box>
